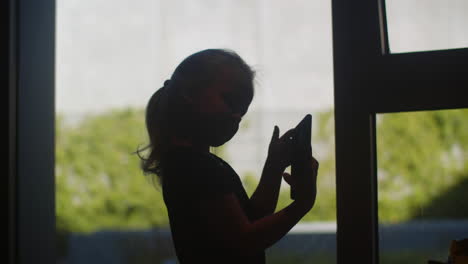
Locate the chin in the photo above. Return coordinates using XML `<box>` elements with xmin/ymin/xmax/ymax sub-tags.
<box><xmin>211</xmin><ymin>140</ymin><xmax>226</xmax><ymax>147</ymax></box>
<box><xmin>210</xmin><ymin>123</ymin><xmax>239</xmax><ymax>147</ymax></box>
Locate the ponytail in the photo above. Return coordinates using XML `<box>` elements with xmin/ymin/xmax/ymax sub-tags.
<box><xmin>135</xmin><ymin>79</ymin><xmax>172</xmax><ymax>185</ymax></box>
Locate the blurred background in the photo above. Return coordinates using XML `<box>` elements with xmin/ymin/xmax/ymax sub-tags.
<box><xmin>55</xmin><ymin>0</ymin><xmax>468</xmax><ymax>263</ymax></box>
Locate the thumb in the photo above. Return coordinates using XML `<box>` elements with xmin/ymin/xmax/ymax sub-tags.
<box><xmin>282</xmin><ymin>172</ymin><xmax>294</xmax><ymax>185</ymax></box>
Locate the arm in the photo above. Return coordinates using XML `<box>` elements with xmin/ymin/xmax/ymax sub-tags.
<box><xmin>196</xmin><ymin>149</ymin><xmax>318</xmax><ymax>256</ymax></box>
<box><xmin>248</xmin><ymin>158</ymin><xmax>285</xmax><ymax>219</ymax></box>
<box><xmin>198</xmin><ymin>192</ymin><xmax>313</xmax><ymax>255</ymax></box>
<box><xmin>249</xmin><ymin>126</ymin><xmax>295</xmax><ymax>219</ymax></box>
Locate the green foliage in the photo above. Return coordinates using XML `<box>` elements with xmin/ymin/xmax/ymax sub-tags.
<box><xmin>56</xmin><ymin>107</ymin><xmax>468</xmax><ymax>233</ymax></box>
<box><xmin>377</xmin><ymin>109</ymin><xmax>468</xmax><ymax>222</ymax></box>
<box><xmin>241</xmin><ymin>172</ymin><xmax>258</xmax><ymax>197</ymax></box>
<box><xmin>412</xmin><ymin>175</ymin><xmax>468</xmax><ymax>219</ymax></box>
<box><xmin>56</xmin><ymin>108</ymin><xmax>169</xmax><ymax>233</ymax></box>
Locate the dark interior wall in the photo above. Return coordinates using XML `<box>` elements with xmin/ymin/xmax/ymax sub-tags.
<box><xmin>8</xmin><ymin>0</ymin><xmax>56</xmax><ymax>263</ymax></box>
<box><xmin>7</xmin><ymin>0</ymin><xmax>16</xmax><ymax>263</ymax></box>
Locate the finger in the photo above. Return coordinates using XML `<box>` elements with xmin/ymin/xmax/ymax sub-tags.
<box><xmin>271</xmin><ymin>125</ymin><xmax>280</xmax><ymax>142</ymax></box>
<box><xmin>282</xmin><ymin>172</ymin><xmax>294</xmax><ymax>185</ymax></box>
<box><xmin>304</xmin><ymin>145</ymin><xmax>313</xmax><ymax>158</ymax></box>
<box><xmin>311</xmin><ymin>157</ymin><xmax>319</xmax><ymax>169</ymax></box>
<box><xmin>279</xmin><ymin>128</ymin><xmax>296</xmax><ymax>141</ymax></box>
<box><xmin>282</xmin><ymin>172</ymin><xmax>291</xmax><ymax>184</ymax></box>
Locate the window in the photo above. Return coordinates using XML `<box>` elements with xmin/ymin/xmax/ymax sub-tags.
<box><xmin>386</xmin><ymin>0</ymin><xmax>468</xmax><ymax>53</ymax></box>
<box><xmin>377</xmin><ymin>109</ymin><xmax>468</xmax><ymax>264</ymax></box>
<box><xmin>55</xmin><ymin>0</ymin><xmax>336</xmax><ymax>263</ymax></box>
<box><xmin>332</xmin><ymin>0</ymin><xmax>468</xmax><ymax>263</ymax></box>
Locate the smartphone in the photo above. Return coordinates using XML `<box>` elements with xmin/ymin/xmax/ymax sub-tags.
<box><xmin>290</xmin><ymin>114</ymin><xmax>312</xmax><ymax>200</ymax></box>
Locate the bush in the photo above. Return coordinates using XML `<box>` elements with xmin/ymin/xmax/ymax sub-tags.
<box><xmin>56</xmin><ymin>108</ymin><xmax>468</xmax><ymax>233</ymax></box>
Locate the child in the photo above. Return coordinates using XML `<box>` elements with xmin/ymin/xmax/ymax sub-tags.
<box><xmin>137</xmin><ymin>49</ymin><xmax>318</xmax><ymax>263</ymax></box>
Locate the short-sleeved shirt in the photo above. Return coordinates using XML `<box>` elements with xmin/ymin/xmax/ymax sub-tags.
<box><xmin>161</xmin><ymin>145</ymin><xmax>266</xmax><ymax>264</ymax></box>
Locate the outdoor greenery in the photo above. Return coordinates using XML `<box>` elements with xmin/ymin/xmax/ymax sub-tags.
<box><xmin>56</xmin><ymin>109</ymin><xmax>168</xmax><ymax>233</ymax></box>
<box><xmin>377</xmin><ymin>109</ymin><xmax>468</xmax><ymax>222</ymax></box>
<box><xmin>56</xmin><ymin>108</ymin><xmax>468</xmax><ymax>233</ymax></box>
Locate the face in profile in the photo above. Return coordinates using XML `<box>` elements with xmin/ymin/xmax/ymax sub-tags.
<box><xmin>187</xmin><ymin>68</ymin><xmax>254</xmax><ymax>147</ymax></box>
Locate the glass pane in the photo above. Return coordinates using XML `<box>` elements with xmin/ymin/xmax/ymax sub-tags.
<box><xmin>385</xmin><ymin>0</ymin><xmax>468</xmax><ymax>53</ymax></box>
<box><xmin>55</xmin><ymin>0</ymin><xmax>335</xmax><ymax>263</ymax></box>
<box><xmin>377</xmin><ymin>109</ymin><xmax>468</xmax><ymax>264</ymax></box>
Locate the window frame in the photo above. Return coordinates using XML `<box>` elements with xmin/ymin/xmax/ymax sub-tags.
<box><xmin>10</xmin><ymin>0</ymin><xmax>56</xmax><ymax>263</ymax></box>
<box><xmin>332</xmin><ymin>0</ymin><xmax>468</xmax><ymax>263</ymax></box>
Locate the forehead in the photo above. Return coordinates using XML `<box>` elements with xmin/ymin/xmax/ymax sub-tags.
<box><xmin>213</xmin><ymin>67</ymin><xmax>253</xmax><ymax>95</ymax></box>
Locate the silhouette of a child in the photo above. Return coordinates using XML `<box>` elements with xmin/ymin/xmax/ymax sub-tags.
<box><xmin>137</xmin><ymin>49</ymin><xmax>318</xmax><ymax>263</ymax></box>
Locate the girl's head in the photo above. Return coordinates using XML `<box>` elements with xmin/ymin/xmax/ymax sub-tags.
<box><xmin>138</xmin><ymin>49</ymin><xmax>255</xmax><ymax>179</ymax></box>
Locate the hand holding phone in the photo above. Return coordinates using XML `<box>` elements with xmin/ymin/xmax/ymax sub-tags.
<box><xmin>290</xmin><ymin>114</ymin><xmax>313</xmax><ymax>200</ymax></box>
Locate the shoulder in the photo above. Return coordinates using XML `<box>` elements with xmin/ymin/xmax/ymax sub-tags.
<box><xmin>164</xmin><ymin>147</ymin><xmax>225</xmax><ymax>176</ymax></box>
<box><xmin>162</xmin><ymin>148</ymin><xmax>234</xmax><ymax>200</ymax></box>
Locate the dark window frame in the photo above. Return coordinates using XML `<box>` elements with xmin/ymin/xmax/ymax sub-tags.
<box><xmin>332</xmin><ymin>0</ymin><xmax>468</xmax><ymax>263</ymax></box>
<box><xmin>10</xmin><ymin>0</ymin><xmax>56</xmax><ymax>263</ymax></box>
